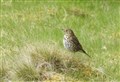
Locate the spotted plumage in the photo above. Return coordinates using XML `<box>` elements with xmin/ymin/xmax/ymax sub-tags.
<box><xmin>63</xmin><ymin>28</ymin><xmax>91</xmax><ymax>57</ymax></box>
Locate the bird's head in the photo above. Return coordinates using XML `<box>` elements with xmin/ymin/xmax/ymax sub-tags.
<box><xmin>62</xmin><ymin>28</ymin><xmax>75</xmax><ymax>36</ymax></box>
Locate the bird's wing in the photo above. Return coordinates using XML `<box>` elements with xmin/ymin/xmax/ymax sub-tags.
<box><xmin>71</xmin><ymin>36</ymin><xmax>91</xmax><ymax>57</ymax></box>
<box><xmin>70</xmin><ymin>36</ymin><xmax>83</xmax><ymax>51</ymax></box>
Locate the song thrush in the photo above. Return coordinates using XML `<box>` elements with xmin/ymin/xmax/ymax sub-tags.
<box><xmin>62</xmin><ymin>28</ymin><xmax>91</xmax><ymax>57</ymax></box>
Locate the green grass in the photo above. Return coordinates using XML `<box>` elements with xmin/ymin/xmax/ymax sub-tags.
<box><xmin>1</xmin><ymin>0</ymin><xmax>120</xmax><ymax>82</ymax></box>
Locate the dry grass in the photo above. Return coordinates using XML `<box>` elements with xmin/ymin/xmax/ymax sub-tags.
<box><xmin>1</xmin><ymin>42</ymin><xmax>106</xmax><ymax>81</ymax></box>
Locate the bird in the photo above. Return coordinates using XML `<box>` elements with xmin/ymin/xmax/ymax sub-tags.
<box><xmin>62</xmin><ymin>28</ymin><xmax>91</xmax><ymax>57</ymax></box>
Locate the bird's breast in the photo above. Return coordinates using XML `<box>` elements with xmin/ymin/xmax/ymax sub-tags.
<box><xmin>63</xmin><ymin>35</ymin><xmax>73</xmax><ymax>51</ymax></box>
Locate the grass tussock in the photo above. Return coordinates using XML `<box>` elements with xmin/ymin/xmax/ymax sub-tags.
<box><xmin>0</xmin><ymin>66</ymin><xmax>7</xmax><ymax>82</ymax></box>
<box><xmin>3</xmin><ymin>43</ymin><xmax>105</xmax><ymax>81</ymax></box>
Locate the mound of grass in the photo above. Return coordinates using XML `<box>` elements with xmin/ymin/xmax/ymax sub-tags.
<box><xmin>1</xmin><ymin>42</ymin><xmax>106</xmax><ymax>81</ymax></box>
<box><xmin>3</xmin><ymin>43</ymin><xmax>105</xmax><ymax>81</ymax></box>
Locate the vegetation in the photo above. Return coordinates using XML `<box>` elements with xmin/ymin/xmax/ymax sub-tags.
<box><xmin>1</xmin><ymin>0</ymin><xmax>120</xmax><ymax>82</ymax></box>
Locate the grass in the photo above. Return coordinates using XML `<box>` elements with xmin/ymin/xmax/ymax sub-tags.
<box><xmin>1</xmin><ymin>0</ymin><xmax>120</xmax><ymax>82</ymax></box>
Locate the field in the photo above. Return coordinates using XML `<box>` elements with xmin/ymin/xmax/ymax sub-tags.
<box><xmin>1</xmin><ymin>0</ymin><xmax>120</xmax><ymax>82</ymax></box>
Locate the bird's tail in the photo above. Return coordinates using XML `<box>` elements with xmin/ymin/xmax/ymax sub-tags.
<box><xmin>82</xmin><ymin>49</ymin><xmax>91</xmax><ymax>58</ymax></box>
